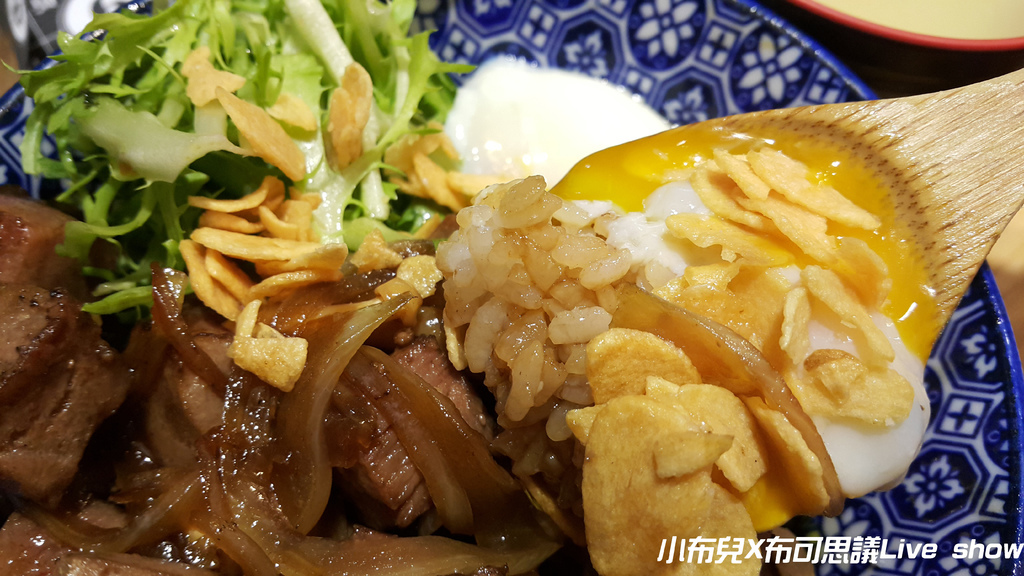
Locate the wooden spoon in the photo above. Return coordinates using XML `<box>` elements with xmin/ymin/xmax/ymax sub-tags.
<box><xmin>558</xmin><ymin>68</ymin><xmax>1024</xmax><ymax>345</ymax></box>
<box><xmin>697</xmin><ymin>69</ymin><xmax>1024</xmax><ymax>334</ymax></box>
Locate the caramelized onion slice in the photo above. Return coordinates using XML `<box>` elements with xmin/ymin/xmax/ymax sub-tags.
<box><xmin>189</xmin><ymin>509</ymin><xmax>279</xmax><ymax>576</ymax></box>
<box><xmin>60</xmin><ymin>552</ymin><xmax>219</xmax><ymax>576</ymax></box>
<box><xmin>151</xmin><ymin>264</ymin><xmax>229</xmax><ymax>392</ymax></box>
<box><xmin>273</xmin><ymin>295</ymin><xmax>412</xmax><ymax>534</ymax></box>
<box><xmin>611</xmin><ymin>283</ymin><xmax>844</xmax><ymax>516</ymax></box>
<box><xmin>21</xmin><ymin>469</ymin><xmax>202</xmax><ymax>554</ymax></box>
<box><xmin>296</xmin><ymin>531</ymin><xmax>560</xmax><ymax>576</ymax></box>
<box><xmin>266</xmin><ymin>268</ymin><xmax>396</xmax><ymax>335</ymax></box>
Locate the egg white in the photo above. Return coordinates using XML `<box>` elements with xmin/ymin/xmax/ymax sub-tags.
<box><xmin>444</xmin><ymin>58</ymin><xmax>670</xmax><ymax>186</ymax></box>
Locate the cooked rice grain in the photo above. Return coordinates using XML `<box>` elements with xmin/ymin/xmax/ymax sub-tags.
<box><xmin>437</xmin><ymin>177</ymin><xmax>633</xmax><ymax>427</ymax></box>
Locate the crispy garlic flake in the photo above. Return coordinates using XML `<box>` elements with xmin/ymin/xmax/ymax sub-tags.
<box><xmin>182</xmin><ymin>176</ymin><xmax>449</xmax><ymax>389</ymax></box>
<box><xmin>568</xmin><ymin>394</ymin><xmax>757</xmax><ymax>576</ymax></box>
<box><xmin>385</xmin><ymin>121</ymin><xmax>505</xmax><ymax>212</ymax></box>
<box><xmin>327</xmin><ymin>62</ymin><xmax>372</xmax><ymax>170</ymax></box>
<box><xmin>181</xmin><ymin>46</ymin><xmax>246</xmax><ymax>107</ymax></box>
<box><xmin>216</xmin><ymin>88</ymin><xmax>306</xmax><ymax>181</ymax></box>
<box><xmin>227</xmin><ymin>300</ymin><xmax>307</xmax><ymax>392</ymax></box>
<box><xmin>543</xmin><ymin>147</ymin><xmax>911</xmax><ymax>573</ymax></box>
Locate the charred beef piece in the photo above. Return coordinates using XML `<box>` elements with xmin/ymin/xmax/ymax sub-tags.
<box><xmin>328</xmin><ymin>337</ymin><xmax>494</xmax><ymax>530</ymax></box>
<box><xmin>392</xmin><ymin>336</ymin><xmax>493</xmax><ymax>439</ymax></box>
<box><xmin>330</xmin><ymin>384</ymin><xmax>434</xmax><ymax>529</ymax></box>
<box><xmin>0</xmin><ymin>285</ymin><xmax>130</xmax><ymax>506</ymax></box>
<box><xmin>0</xmin><ymin>192</ymin><xmax>88</xmax><ymax>300</ymax></box>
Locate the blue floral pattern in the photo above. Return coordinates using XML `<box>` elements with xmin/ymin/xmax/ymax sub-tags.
<box><xmin>482</xmin><ymin>41</ymin><xmax>540</xmax><ymax>64</ymax></box>
<box><xmin>904</xmin><ymin>455</ymin><xmax>968</xmax><ymax>517</ymax></box>
<box><xmin>628</xmin><ymin>0</ymin><xmax>704</xmax><ymax>69</ymax></box>
<box><xmin>984</xmin><ymin>401</ymin><xmax>1010</xmax><ymax>470</ymax></box>
<box><xmin>962</xmin><ymin>324</ymin><xmax>1000</xmax><ymax>380</ymax></box>
<box><xmin>818</xmin><ymin>503</ymin><xmax>884</xmax><ymax>576</ymax></box>
<box><xmin>659</xmin><ymin>74</ymin><xmax>721</xmax><ymax>124</ymax></box>
<box><xmin>925</xmin><ymin>522</ymin><xmax>1009</xmax><ymax>576</ymax></box>
<box><xmin>414</xmin><ymin>0</ymin><xmax>865</xmax><ymax>116</ymax></box>
<box><xmin>731</xmin><ymin>28</ymin><xmax>812</xmax><ymax>109</ymax></box>
<box><xmin>542</xmin><ymin>0</ymin><xmax>587</xmax><ymax>9</ymax></box>
<box><xmin>558</xmin><ymin>26</ymin><xmax>614</xmax><ymax>77</ymax></box>
<box><xmin>460</xmin><ymin>0</ymin><xmax>516</xmax><ymax>31</ymax></box>
<box><xmin>2</xmin><ymin>2</ymin><xmax>1021</xmax><ymax>575</ymax></box>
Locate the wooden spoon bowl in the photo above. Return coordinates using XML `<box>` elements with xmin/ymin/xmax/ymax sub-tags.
<box><xmin>698</xmin><ymin>69</ymin><xmax>1024</xmax><ymax>333</ymax></box>
<box><xmin>557</xmin><ymin>68</ymin><xmax>1024</xmax><ymax>347</ymax></box>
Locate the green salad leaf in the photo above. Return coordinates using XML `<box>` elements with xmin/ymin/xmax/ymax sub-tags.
<box><xmin>20</xmin><ymin>0</ymin><xmax>470</xmax><ymax>317</ymax></box>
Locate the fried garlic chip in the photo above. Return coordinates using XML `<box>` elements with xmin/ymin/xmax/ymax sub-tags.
<box><xmin>180</xmin><ymin>239</ymin><xmax>242</xmax><ymax>321</ymax></box>
<box><xmin>248</xmin><ymin>268</ymin><xmax>343</xmax><ymax>302</ymax></box>
<box><xmin>188</xmin><ymin>175</ymin><xmax>283</xmax><ymax>213</ymax></box>
<box><xmin>413</xmin><ymin>152</ymin><xmax>469</xmax><ymax>212</ymax></box>
<box><xmin>253</xmin><ymin>243</ymin><xmax>349</xmax><ymax>276</ymax></box>
<box><xmin>779</xmin><ymin>286</ymin><xmax>811</xmax><ymax>365</ymax></box>
<box><xmin>384</xmin><ymin>125</ymin><xmax>457</xmax><ymax>172</ymax></box>
<box><xmin>744</xmin><ymin>397</ymin><xmax>829</xmax><ymax>515</ymax></box>
<box><xmin>793</xmin><ymin>349</ymin><xmax>914</xmax><ymax>426</ymax></box>
<box><xmin>801</xmin><ymin>265</ymin><xmax>894</xmax><ymax>367</ymax></box>
<box><xmin>655</xmin><ymin>266</ymin><xmax>790</xmax><ymax>352</ymax></box>
<box><xmin>375</xmin><ymin>277</ymin><xmax>423</xmax><ymax>326</ymax></box>
<box><xmin>666</xmin><ymin>213</ymin><xmax>791</xmax><ymax>266</ymax></box>
<box><xmin>328</xmin><ymin>62</ymin><xmax>372</xmax><ymax>169</ymax></box>
<box><xmin>835</xmin><ymin>237</ymin><xmax>892</xmax><ymax>309</ymax></box>
<box><xmin>198</xmin><ymin>211</ymin><xmax>265</xmax><ymax>234</ymax></box>
<box><xmin>277</xmin><ymin>199</ymin><xmax>316</xmax><ymax>242</ymax></box>
<box><xmin>350</xmin><ymin>229</ymin><xmax>404</xmax><ymax>272</ymax></box>
<box><xmin>691</xmin><ymin>162</ymin><xmax>768</xmax><ymax>230</ymax></box>
<box><xmin>228</xmin><ymin>300</ymin><xmax>308</xmax><ymax>392</ymax></box>
<box><xmin>191</xmin><ymin>227</ymin><xmax>323</xmax><ymax>262</ymax></box>
<box><xmin>444</xmin><ymin>312</ymin><xmax>468</xmax><ymax>371</ymax></box>
<box><xmin>747</xmin><ymin>149</ymin><xmax>880</xmax><ymax>230</ymax></box>
<box><xmin>713</xmin><ymin>149</ymin><xmax>769</xmax><ymax>200</ymax></box>
<box><xmin>647</xmin><ymin>378</ymin><xmax>768</xmax><ymax>493</ymax></box>
<box><xmin>586</xmin><ymin>328</ymin><xmax>700</xmax><ymax>403</ymax></box>
<box><xmin>681</xmin><ymin>261</ymin><xmax>741</xmax><ymax>291</ymax></box>
<box><xmin>217</xmin><ymin>88</ymin><xmax>306</xmax><ymax>182</ymax></box>
<box><xmin>735</xmin><ymin>193</ymin><xmax>838</xmax><ymax>264</ymax></box>
<box><xmin>267</xmin><ymin>92</ymin><xmax>317</xmax><ymax>132</ymax></box>
<box><xmin>396</xmin><ymin>255</ymin><xmax>444</xmax><ymax>299</ymax></box>
<box><xmin>182</xmin><ymin>46</ymin><xmax>246</xmax><ymax>107</ymax></box>
<box><xmin>654</xmin><ymin>431</ymin><xmax>734</xmax><ymax>479</ymax></box>
<box><xmin>259</xmin><ymin>205</ymin><xmax>300</xmax><ymax>241</ymax></box>
<box><xmin>570</xmin><ymin>396</ymin><xmax>758</xmax><ymax>576</ymax></box>
<box><xmin>204</xmin><ymin>249</ymin><xmax>254</xmax><ymax>303</ymax></box>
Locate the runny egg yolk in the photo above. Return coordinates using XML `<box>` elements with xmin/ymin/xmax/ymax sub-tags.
<box><xmin>551</xmin><ymin>123</ymin><xmax>940</xmax><ymax>360</ymax></box>
<box><xmin>553</xmin><ymin>123</ymin><xmax>937</xmax><ymax>530</ymax></box>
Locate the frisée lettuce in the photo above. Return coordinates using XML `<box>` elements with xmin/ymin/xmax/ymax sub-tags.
<box><xmin>19</xmin><ymin>0</ymin><xmax>469</xmax><ymax>317</ymax></box>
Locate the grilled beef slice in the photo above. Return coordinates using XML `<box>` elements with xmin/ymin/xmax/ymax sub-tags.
<box><xmin>0</xmin><ymin>285</ymin><xmax>130</xmax><ymax>505</ymax></box>
<box><xmin>0</xmin><ymin>192</ymin><xmax>88</xmax><ymax>300</ymax></box>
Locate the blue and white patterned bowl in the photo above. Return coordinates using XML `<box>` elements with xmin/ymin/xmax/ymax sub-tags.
<box><xmin>1</xmin><ymin>0</ymin><xmax>1021</xmax><ymax>574</ymax></box>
